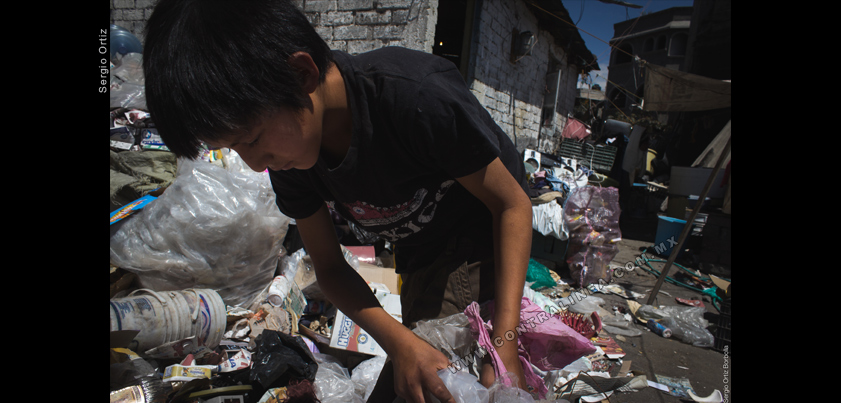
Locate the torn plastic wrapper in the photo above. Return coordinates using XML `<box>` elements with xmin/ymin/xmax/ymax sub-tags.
<box><xmin>553</xmin><ymin>372</ymin><xmax>648</xmax><ymax>402</ymax></box>
<box><xmin>219</xmin><ymin>349</ymin><xmax>252</xmax><ymax>373</ymax></box>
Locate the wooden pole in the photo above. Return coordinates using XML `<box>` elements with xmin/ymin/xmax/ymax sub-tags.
<box><xmin>645</xmin><ymin>136</ymin><xmax>731</xmax><ymax>305</ymax></box>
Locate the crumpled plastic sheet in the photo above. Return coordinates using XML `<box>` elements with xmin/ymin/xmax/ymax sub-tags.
<box><xmin>110</xmin><ymin>153</ymin><xmax>292</xmax><ymax>307</ymax></box>
<box><xmin>562</xmin><ymin>186</ymin><xmax>622</xmax><ymax>287</ymax></box>
<box><xmin>553</xmin><ymin>372</ymin><xmax>647</xmax><ymax>402</ymax></box>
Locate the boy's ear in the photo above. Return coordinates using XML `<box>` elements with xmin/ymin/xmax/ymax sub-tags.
<box><xmin>288</xmin><ymin>51</ymin><xmax>320</xmax><ymax>94</ymax></box>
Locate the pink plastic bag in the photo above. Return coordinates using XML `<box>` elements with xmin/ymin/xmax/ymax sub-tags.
<box><xmin>465</xmin><ymin>298</ymin><xmax>597</xmax><ymax>398</ymax></box>
<box><xmin>514</xmin><ymin>298</ymin><xmax>596</xmax><ymax>371</ymax></box>
<box><xmin>465</xmin><ymin>301</ymin><xmax>548</xmax><ymax>399</ymax></box>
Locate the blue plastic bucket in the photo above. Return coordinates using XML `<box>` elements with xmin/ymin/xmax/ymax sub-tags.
<box><xmin>654</xmin><ymin>216</ymin><xmax>688</xmax><ymax>257</ymax></box>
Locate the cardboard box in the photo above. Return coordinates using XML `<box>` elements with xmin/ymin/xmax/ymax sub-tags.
<box><xmin>329</xmin><ymin>293</ymin><xmax>401</xmax><ymax>356</ymax></box>
<box><xmin>356</xmin><ymin>262</ymin><xmax>401</xmax><ymax>295</ymax></box>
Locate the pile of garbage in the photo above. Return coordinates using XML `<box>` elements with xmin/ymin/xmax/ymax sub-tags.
<box><xmin>109</xmin><ymin>45</ymin><xmax>723</xmax><ymax>403</ymax></box>
<box><xmin>106</xmin><ymin>144</ymin><xmax>637</xmax><ymax>402</ymax></box>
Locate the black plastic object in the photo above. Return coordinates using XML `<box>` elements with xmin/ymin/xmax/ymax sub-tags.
<box><xmin>249</xmin><ymin>331</ymin><xmax>319</xmax><ymax>393</ymax></box>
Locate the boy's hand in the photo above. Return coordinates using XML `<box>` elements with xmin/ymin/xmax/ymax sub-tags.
<box><xmin>390</xmin><ymin>331</ymin><xmax>455</xmax><ymax>403</ymax></box>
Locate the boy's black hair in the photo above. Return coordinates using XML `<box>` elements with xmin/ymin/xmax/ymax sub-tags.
<box><xmin>143</xmin><ymin>0</ymin><xmax>335</xmax><ymax>159</ymax></box>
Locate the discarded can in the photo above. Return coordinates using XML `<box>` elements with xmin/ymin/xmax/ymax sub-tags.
<box><xmin>647</xmin><ymin>319</ymin><xmax>672</xmax><ymax>338</ymax></box>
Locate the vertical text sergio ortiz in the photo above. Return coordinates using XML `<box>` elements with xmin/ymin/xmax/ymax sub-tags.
<box><xmin>99</xmin><ymin>28</ymin><xmax>109</xmax><ymax>93</ymax></box>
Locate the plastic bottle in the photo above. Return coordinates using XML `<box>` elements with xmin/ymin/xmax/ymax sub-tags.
<box><xmin>647</xmin><ymin>319</ymin><xmax>672</xmax><ymax>338</ymax></box>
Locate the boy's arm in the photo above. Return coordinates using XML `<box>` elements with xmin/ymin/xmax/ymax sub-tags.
<box><xmin>295</xmin><ymin>204</ymin><xmax>456</xmax><ymax>403</ymax></box>
<box><xmin>455</xmin><ymin>157</ymin><xmax>532</xmax><ymax>390</ymax></box>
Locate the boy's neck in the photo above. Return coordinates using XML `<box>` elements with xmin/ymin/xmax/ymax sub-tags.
<box><xmin>317</xmin><ymin>63</ymin><xmax>353</xmax><ymax>169</ymax></box>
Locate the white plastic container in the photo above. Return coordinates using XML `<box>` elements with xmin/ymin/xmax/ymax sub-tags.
<box><xmin>110</xmin><ymin>288</ymin><xmax>226</xmax><ymax>353</ymax></box>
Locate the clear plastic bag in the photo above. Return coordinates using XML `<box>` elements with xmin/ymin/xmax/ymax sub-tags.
<box><xmin>351</xmin><ymin>355</ymin><xmax>387</xmax><ymax>402</ymax></box>
<box><xmin>562</xmin><ymin>186</ymin><xmax>622</xmax><ymax>287</ymax></box>
<box><xmin>413</xmin><ymin>313</ymin><xmax>481</xmax><ymax>375</ymax></box>
<box><xmin>109</xmin><ymin>53</ymin><xmax>147</xmax><ymax>109</ymax></box>
<box><xmin>110</xmin><ymin>153</ymin><xmax>292</xmax><ymax>307</ymax></box>
<box><xmin>429</xmin><ymin>369</ymin><xmax>490</xmax><ymax>403</ymax></box>
<box><xmin>635</xmin><ymin>305</ymin><xmax>714</xmax><ymax>347</ymax></box>
<box><xmin>658</xmin><ymin>306</ymin><xmax>714</xmax><ymax>347</ymax></box>
<box><xmin>312</xmin><ymin>353</ymin><xmax>365</xmax><ymax>403</ymax></box>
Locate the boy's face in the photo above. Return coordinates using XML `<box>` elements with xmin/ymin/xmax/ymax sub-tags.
<box><xmin>207</xmin><ymin>106</ymin><xmax>322</xmax><ymax>173</ymax></box>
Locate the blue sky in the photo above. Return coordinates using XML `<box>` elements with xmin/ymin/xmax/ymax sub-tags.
<box><xmin>562</xmin><ymin>0</ymin><xmax>695</xmax><ymax>91</ymax></box>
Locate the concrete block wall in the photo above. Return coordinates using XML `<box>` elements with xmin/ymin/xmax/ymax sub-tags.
<box><xmin>298</xmin><ymin>0</ymin><xmax>439</xmax><ymax>54</ymax></box>
<box><xmin>110</xmin><ymin>0</ymin><xmax>157</xmax><ymax>42</ymax></box>
<box><xmin>110</xmin><ymin>0</ymin><xmax>438</xmax><ymax>54</ymax></box>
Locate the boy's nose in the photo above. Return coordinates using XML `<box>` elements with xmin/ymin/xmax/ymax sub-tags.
<box><xmin>232</xmin><ymin>147</ymin><xmax>267</xmax><ymax>173</ymax></box>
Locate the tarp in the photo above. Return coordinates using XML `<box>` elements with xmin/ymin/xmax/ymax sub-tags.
<box><xmin>643</xmin><ymin>63</ymin><xmax>731</xmax><ymax>112</ymax></box>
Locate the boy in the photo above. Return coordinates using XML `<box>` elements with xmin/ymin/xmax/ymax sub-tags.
<box><xmin>142</xmin><ymin>1</ymin><xmax>532</xmax><ymax>401</ymax></box>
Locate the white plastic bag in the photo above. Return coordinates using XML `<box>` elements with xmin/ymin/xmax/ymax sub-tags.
<box><xmin>110</xmin><ymin>153</ymin><xmax>291</xmax><ymax>307</ymax></box>
<box><xmin>351</xmin><ymin>355</ymin><xmax>386</xmax><ymax>402</ymax></box>
<box><xmin>532</xmin><ymin>200</ymin><xmax>568</xmax><ymax>241</ymax></box>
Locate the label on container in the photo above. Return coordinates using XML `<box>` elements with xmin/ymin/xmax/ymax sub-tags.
<box><xmin>163</xmin><ymin>364</ymin><xmax>213</xmax><ymax>382</ymax></box>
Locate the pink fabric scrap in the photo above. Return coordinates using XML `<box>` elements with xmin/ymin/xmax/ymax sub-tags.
<box><xmin>561</xmin><ymin>118</ymin><xmax>591</xmax><ymax>140</ymax></box>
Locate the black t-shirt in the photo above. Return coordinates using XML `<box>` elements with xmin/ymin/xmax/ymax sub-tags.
<box><xmin>269</xmin><ymin>47</ymin><xmax>526</xmax><ymax>271</ymax></box>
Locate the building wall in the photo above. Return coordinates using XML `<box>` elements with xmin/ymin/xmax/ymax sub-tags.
<box><xmin>605</xmin><ymin>7</ymin><xmax>693</xmax><ymax>112</ymax></box>
<box><xmin>110</xmin><ymin>0</ymin><xmax>581</xmax><ymax>156</ymax></box>
<box><xmin>466</xmin><ymin>0</ymin><xmax>578</xmax><ymax>155</ymax></box>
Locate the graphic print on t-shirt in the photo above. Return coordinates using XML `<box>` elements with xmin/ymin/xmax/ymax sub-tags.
<box><xmin>333</xmin><ymin>180</ymin><xmax>456</xmax><ymax>242</ymax></box>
